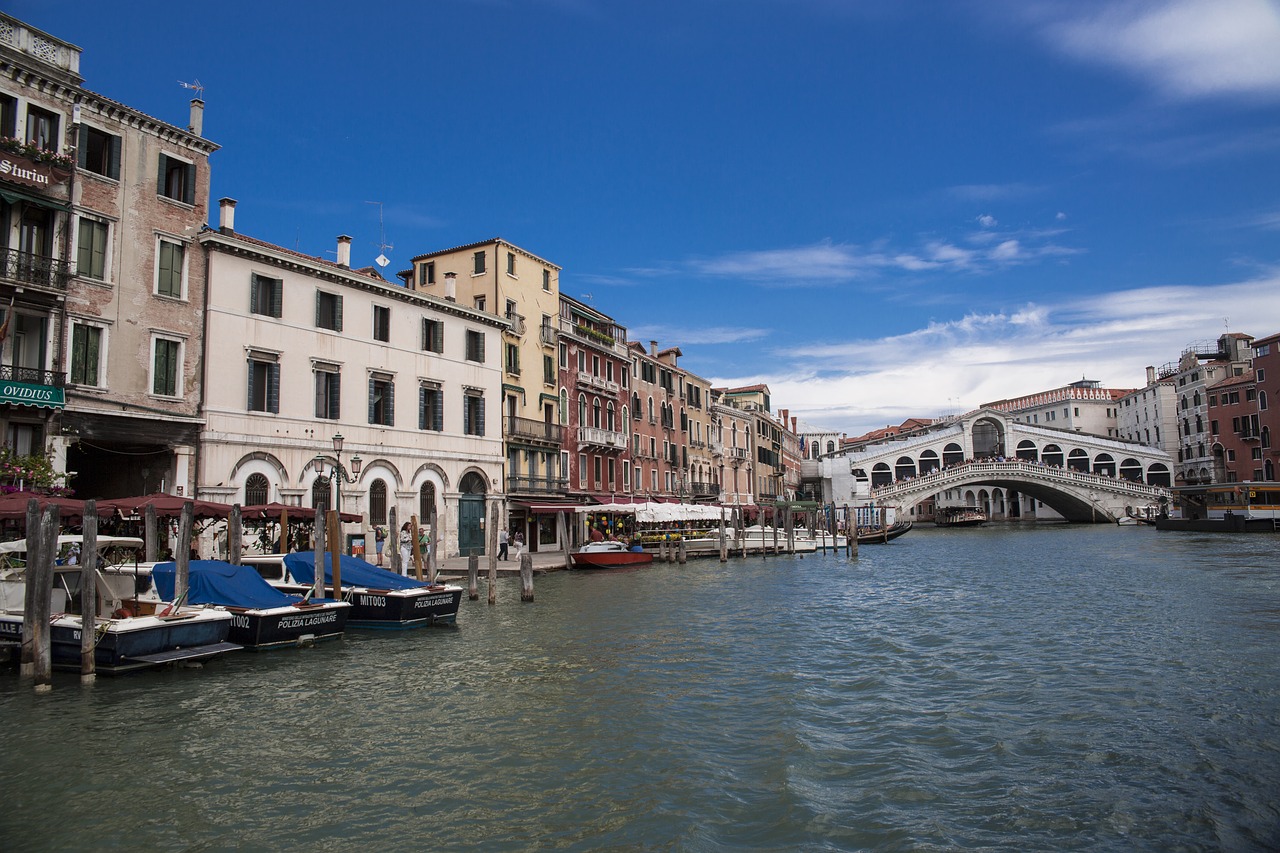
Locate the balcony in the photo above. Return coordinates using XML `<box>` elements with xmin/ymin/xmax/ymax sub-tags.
<box><xmin>504</xmin><ymin>415</ymin><xmax>562</xmax><ymax>445</ymax></box>
<box><xmin>558</xmin><ymin>315</ymin><xmax>629</xmax><ymax>357</ymax></box>
<box><xmin>575</xmin><ymin>373</ymin><xmax>620</xmax><ymax>395</ymax></box>
<box><xmin>0</xmin><ymin>248</ymin><xmax>70</xmax><ymax>293</ymax></box>
<box><xmin>578</xmin><ymin>426</ymin><xmax>626</xmax><ymax>450</ymax></box>
<box><xmin>504</xmin><ymin>312</ymin><xmax>526</xmax><ymax>336</ymax></box>
<box><xmin>689</xmin><ymin>481</ymin><xmax>718</xmax><ymax>497</ymax></box>
<box><xmin>727</xmin><ymin>447</ymin><xmax>749</xmax><ymax>460</ymax></box>
<box><xmin>539</xmin><ymin>323</ymin><xmax>556</xmax><ymax>346</ymax></box>
<box><xmin>507</xmin><ymin>475</ymin><xmax>567</xmax><ymax>495</ymax></box>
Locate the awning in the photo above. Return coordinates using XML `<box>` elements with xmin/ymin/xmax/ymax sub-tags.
<box><xmin>513</xmin><ymin>502</ymin><xmax>584</xmax><ymax>513</ymax></box>
<box><xmin>0</xmin><ymin>185</ymin><xmax>70</xmax><ymax>211</ymax></box>
<box><xmin>0</xmin><ymin>381</ymin><xmax>65</xmax><ymax>409</ymax></box>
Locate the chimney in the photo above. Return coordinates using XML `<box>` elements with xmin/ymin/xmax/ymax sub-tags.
<box><xmin>336</xmin><ymin>235</ymin><xmax>352</xmax><ymax>268</ymax></box>
<box><xmin>791</xmin><ymin>416</ymin><xmax>797</xmax><ymax>433</ymax></box>
<box><xmin>218</xmin><ymin>197</ymin><xmax>236</xmax><ymax>233</ymax></box>
<box><xmin>188</xmin><ymin>98</ymin><xmax>204</xmax><ymax>137</ymax></box>
<box><xmin>444</xmin><ymin>271</ymin><xmax>457</xmax><ymax>302</ymax></box>
<box><xmin>1145</xmin><ymin>365</ymin><xmax>1155</xmax><ymax>384</ymax></box>
<box><xmin>650</xmin><ymin>340</ymin><xmax>658</xmax><ymax>356</ymax></box>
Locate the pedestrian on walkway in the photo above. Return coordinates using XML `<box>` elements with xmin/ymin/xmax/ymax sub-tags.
<box><xmin>498</xmin><ymin>527</ymin><xmax>509</xmax><ymax>561</ymax></box>
<box><xmin>374</xmin><ymin>526</ymin><xmax>386</xmax><ymax>566</ymax></box>
<box><xmin>512</xmin><ymin>531</ymin><xmax>524</xmax><ymax>560</ymax></box>
<box><xmin>399</xmin><ymin>522</ymin><xmax>412</xmax><ymax>574</ymax></box>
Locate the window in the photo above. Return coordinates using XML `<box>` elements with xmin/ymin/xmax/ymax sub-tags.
<box><xmin>578</xmin><ymin>453</ymin><xmax>587</xmax><ymax>488</ymax></box>
<box><xmin>578</xmin><ymin>394</ymin><xmax>587</xmax><ymax>426</ymax></box>
<box><xmin>70</xmin><ymin>322</ymin><xmax>103</xmax><ymax>387</ymax></box>
<box><xmin>77</xmin><ymin>217</ymin><xmax>108</xmax><ymax>280</ymax></box>
<box><xmin>466</xmin><ymin>329</ymin><xmax>485</xmax><ymax>363</ymax></box>
<box><xmin>544</xmin><ymin>354</ymin><xmax>555</xmax><ymax>385</ymax></box>
<box><xmin>25</xmin><ymin>106</ymin><xmax>58</xmax><ymax>152</ymax></box>
<box><xmin>250</xmin><ymin>274</ymin><xmax>282</xmax><ymax>318</ymax></box>
<box><xmin>316</xmin><ymin>291</ymin><xmax>343</xmax><ymax>331</ymax></box>
<box><xmin>420</xmin><ymin>383</ymin><xmax>443</xmax><ymax>431</ymax></box>
<box><xmin>507</xmin><ymin>251</ymin><xmax>516</xmax><ymax>275</ymax></box>
<box><xmin>543</xmin><ymin>269</ymin><xmax>551</xmax><ymax>291</ymax></box>
<box><xmin>463</xmin><ymin>391</ymin><xmax>485</xmax><ymax>436</ymax></box>
<box><xmin>594</xmin><ymin>456</ymin><xmax>602</xmax><ymax>487</ymax></box>
<box><xmin>474</xmin><ymin>296</ymin><xmax>485</xmax><ymax>312</ymax></box>
<box><xmin>369</xmin><ymin>373</ymin><xmax>395</xmax><ymax>426</ymax></box>
<box><xmin>314</xmin><ymin>366</ymin><xmax>340</xmax><ymax>420</ymax></box>
<box><xmin>373</xmin><ymin>305</ymin><xmax>390</xmax><ymax>342</ymax></box>
<box><xmin>422</xmin><ymin>319</ymin><xmax>444</xmax><ymax>353</ymax></box>
<box><xmin>559</xmin><ymin>342</ymin><xmax>567</xmax><ymax>369</ymax></box>
<box><xmin>245</xmin><ymin>473</ymin><xmax>270</xmax><ymax>506</ymax></box>
<box><xmin>156</xmin><ymin>239</ymin><xmax>185</xmax><ymax>298</ymax></box>
<box><xmin>473</xmin><ymin>250</ymin><xmax>486</xmax><ymax>274</ymax></box>
<box><xmin>152</xmin><ymin>337</ymin><xmax>182</xmax><ymax>397</ymax></box>
<box><xmin>420</xmin><ymin>482</ymin><xmax>437</xmax><ymax>522</ymax></box>
<box><xmin>421</xmin><ymin>261</ymin><xmax>435</xmax><ymax>286</ymax></box>
<box><xmin>623</xmin><ymin>460</ymin><xmax>631</xmax><ymax>490</ymax></box>
<box><xmin>247</xmin><ymin>352</ymin><xmax>280</xmax><ymax>413</ymax></box>
<box><xmin>78</xmin><ymin>125</ymin><xmax>121</xmax><ymax>179</ymax></box>
<box><xmin>369</xmin><ymin>480</ymin><xmax>388</xmax><ymax>526</ymax></box>
<box><xmin>0</xmin><ymin>95</ymin><xmax>14</xmax><ymax>137</ymax></box>
<box><xmin>559</xmin><ymin>388</ymin><xmax>568</xmax><ymax>424</ymax></box>
<box><xmin>505</xmin><ymin>342</ymin><xmax>520</xmax><ymax>376</ymax></box>
<box><xmin>158</xmin><ymin>153</ymin><xmax>196</xmax><ymax>205</ymax></box>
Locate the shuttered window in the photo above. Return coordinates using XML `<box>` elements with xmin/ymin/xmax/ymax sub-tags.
<box><xmin>70</xmin><ymin>323</ymin><xmax>102</xmax><ymax>386</ymax></box>
<box><xmin>247</xmin><ymin>354</ymin><xmax>280</xmax><ymax>414</ymax></box>
<box><xmin>465</xmin><ymin>330</ymin><xmax>485</xmax><ymax>363</ymax></box>
<box><xmin>158</xmin><ymin>153</ymin><xmax>196</xmax><ymax>205</ymax></box>
<box><xmin>157</xmin><ymin>240</ymin><xmax>184</xmax><ymax>298</ymax></box>
<box><xmin>419</xmin><ymin>383</ymin><xmax>443</xmax><ymax>431</ymax></box>
<box><xmin>463</xmin><ymin>391</ymin><xmax>485</xmax><ymax>436</ymax></box>
<box><xmin>315</xmin><ymin>367</ymin><xmax>341</xmax><ymax>420</ymax></box>
<box><xmin>78</xmin><ymin>125</ymin><xmax>121</xmax><ymax>180</ymax></box>
<box><xmin>77</xmin><ymin>218</ymin><xmax>108</xmax><ymax>280</ymax></box>
<box><xmin>422</xmin><ymin>318</ymin><xmax>444</xmax><ymax>353</ymax></box>
<box><xmin>152</xmin><ymin>338</ymin><xmax>181</xmax><ymax>397</ymax></box>
<box><xmin>250</xmin><ymin>274</ymin><xmax>283</xmax><ymax>317</ymax></box>
<box><xmin>369</xmin><ymin>374</ymin><xmax>395</xmax><ymax>426</ymax></box>
<box><xmin>316</xmin><ymin>291</ymin><xmax>343</xmax><ymax>331</ymax></box>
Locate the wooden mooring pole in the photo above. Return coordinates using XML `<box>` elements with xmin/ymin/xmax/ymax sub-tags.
<box><xmin>144</xmin><ymin>503</ymin><xmax>158</xmax><ymax>562</ymax></box>
<box><xmin>228</xmin><ymin>504</ymin><xmax>242</xmax><ymax>565</ymax></box>
<box><xmin>427</xmin><ymin>502</ymin><xmax>439</xmax><ymax>584</ymax></box>
<box><xmin>520</xmin><ymin>552</ymin><xmax>534</xmax><ymax>602</ymax></box>
<box><xmin>313</xmin><ymin>504</ymin><xmax>327</xmax><ymax>600</ymax></box>
<box><xmin>389</xmin><ymin>506</ymin><xmax>400</xmax><ymax>575</ymax></box>
<box><xmin>80</xmin><ymin>499</ymin><xmax>98</xmax><ymax>681</ymax></box>
<box><xmin>175</xmin><ymin>500</ymin><xmax>194</xmax><ymax>605</ymax></box>
<box><xmin>468</xmin><ymin>555</ymin><xmax>479</xmax><ymax>601</ymax></box>
<box><xmin>719</xmin><ymin>506</ymin><xmax>728</xmax><ymax>563</ymax></box>
<box><xmin>487</xmin><ymin>501</ymin><xmax>499</xmax><ymax>605</ymax></box>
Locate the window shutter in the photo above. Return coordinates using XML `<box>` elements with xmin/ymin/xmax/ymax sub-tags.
<box><xmin>385</xmin><ymin>380</ymin><xmax>395</xmax><ymax>426</ymax></box>
<box><xmin>250</xmin><ymin>275</ymin><xmax>260</xmax><ymax>312</ymax></box>
<box><xmin>434</xmin><ymin>321</ymin><xmax>443</xmax><ymax>353</ymax></box>
<box><xmin>108</xmin><ymin>134</ymin><xmax>121</xmax><ymax>180</ymax></box>
<box><xmin>419</xmin><ymin>387</ymin><xmax>427</xmax><ymax>430</ymax></box>
<box><xmin>315</xmin><ymin>292</ymin><xmax>322</xmax><ymax>327</ymax></box>
<box><xmin>463</xmin><ymin>394</ymin><xmax>471</xmax><ymax>435</ymax></box>
<box><xmin>183</xmin><ymin>162</ymin><xmax>196</xmax><ymax>205</ymax></box>
<box><xmin>157</xmin><ymin>153</ymin><xmax>168</xmax><ymax>195</ymax></box>
<box><xmin>334</xmin><ymin>294</ymin><xmax>344</xmax><ymax>332</ymax></box>
<box><xmin>368</xmin><ymin>376</ymin><xmax>376</xmax><ymax>425</ymax></box>
<box><xmin>329</xmin><ymin>371</ymin><xmax>341</xmax><ymax>419</ymax></box>
<box><xmin>268</xmin><ymin>363</ymin><xmax>280</xmax><ymax>414</ymax></box>
<box><xmin>477</xmin><ymin>332</ymin><xmax>485</xmax><ymax>363</ymax></box>
<box><xmin>246</xmin><ymin>359</ymin><xmax>256</xmax><ymax>410</ymax></box>
<box><xmin>433</xmin><ymin>389</ymin><xmax>443</xmax><ymax>431</ymax></box>
<box><xmin>421</xmin><ymin>319</ymin><xmax>429</xmax><ymax>352</ymax></box>
<box><xmin>270</xmin><ymin>279</ymin><xmax>282</xmax><ymax>318</ymax></box>
<box><xmin>477</xmin><ymin>396</ymin><xmax>485</xmax><ymax>436</ymax></box>
<box><xmin>77</xmin><ymin>124</ymin><xmax>88</xmax><ymax>168</ymax></box>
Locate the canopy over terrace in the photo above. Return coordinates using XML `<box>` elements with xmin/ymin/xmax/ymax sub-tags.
<box><xmin>97</xmin><ymin>493</ymin><xmax>235</xmax><ymax>520</ymax></box>
<box><xmin>580</xmin><ymin>502</ymin><xmax>728</xmax><ymax>523</ymax></box>
<box><xmin>0</xmin><ymin>491</ymin><xmax>113</xmax><ymax>525</ymax></box>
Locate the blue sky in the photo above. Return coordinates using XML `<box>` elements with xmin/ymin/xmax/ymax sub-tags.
<box><xmin>20</xmin><ymin>0</ymin><xmax>1280</xmax><ymax>436</ymax></box>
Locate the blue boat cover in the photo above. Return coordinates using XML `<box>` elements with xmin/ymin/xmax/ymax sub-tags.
<box><xmin>283</xmin><ymin>551</ymin><xmax>432</xmax><ymax>590</ymax></box>
<box><xmin>154</xmin><ymin>560</ymin><xmax>304</xmax><ymax>609</ymax></box>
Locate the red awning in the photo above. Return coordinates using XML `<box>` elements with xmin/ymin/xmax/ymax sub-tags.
<box><xmin>515</xmin><ymin>503</ymin><xmax>584</xmax><ymax>513</ymax></box>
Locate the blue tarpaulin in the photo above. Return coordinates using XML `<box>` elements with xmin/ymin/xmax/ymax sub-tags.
<box><xmin>154</xmin><ymin>560</ymin><xmax>304</xmax><ymax>609</ymax></box>
<box><xmin>283</xmin><ymin>551</ymin><xmax>431</xmax><ymax>590</ymax></box>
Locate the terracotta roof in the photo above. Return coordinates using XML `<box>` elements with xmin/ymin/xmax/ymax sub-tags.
<box><xmin>221</xmin><ymin>231</ymin><xmax>387</xmax><ymax>282</ymax></box>
<box><xmin>407</xmin><ymin>237</ymin><xmax>561</xmax><ymax>270</ymax></box>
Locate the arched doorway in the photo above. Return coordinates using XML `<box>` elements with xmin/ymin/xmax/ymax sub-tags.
<box><xmin>919</xmin><ymin>449</ymin><xmax>940</xmax><ymax>475</ymax></box>
<box><xmin>942</xmin><ymin>443</ymin><xmax>964</xmax><ymax>468</ymax></box>
<box><xmin>971</xmin><ymin>418</ymin><xmax>1005</xmax><ymax>459</ymax></box>
<box><xmin>369</xmin><ymin>479</ymin><xmax>388</xmax><ymax>525</ymax></box>
<box><xmin>457</xmin><ymin>472</ymin><xmax>488</xmax><ymax>556</ymax></box>
<box><xmin>1042</xmin><ymin>444</ymin><xmax>1064</xmax><ymax>467</ymax></box>
<box><xmin>1016</xmin><ymin>440</ymin><xmax>1038</xmax><ymax>462</ymax></box>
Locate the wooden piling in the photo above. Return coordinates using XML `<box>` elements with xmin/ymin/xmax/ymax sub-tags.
<box><xmin>519</xmin><ymin>552</ymin><xmax>534</xmax><ymax>602</ymax></box>
<box><xmin>228</xmin><ymin>504</ymin><xmax>242</xmax><ymax>565</ymax></box>
<box><xmin>468</xmin><ymin>554</ymin><xmax>479</xmax><ymax>600</ymax></box>
<box><xmin>144</xmin><ymin>503</ymin><xmax>158</xmax><ymax>562</ymax></box>
<box><xmin>785</xmin><ymin>505</ymin><xmax>794</xmax><ymax>554</ymax></box>
<box><xmin>20</xmin><ymin>499</ymin><xmax>40</xmax><ymax>678</ymax></box>
<box><xmin>313</xmin><ymin>505</ymin><xmax>327</xmax><ymax>600</ymax></box>
<box><xmin>175</xmin><ymin>500</ymin><xmax>194</xmax><ymax>604</ymax></box>
<box><xmin>719</xmin><ymin>506</ymin><xmax>728</xmax><ymax>562</ymax></box>
<box><xmin>327</xmin><ymin>510</ymin><xmax>343</xmax><ymax>599</ymax></box>
<box><xmin>487</xmin><ymin>501</ymin><xmax>499</xmax><ymax>605</ymax></box>
<box><xmin>880</xmin><ymin>507</ymin><xmax>889</xmax><ymax>543</ymax></box>
<box><xmin>769</xmin><ymin>509</ymin><xmax>778</xmax><ymax>557</ymax></box>
<box><xmin>848</xmin><ymin>506</ymin><xmax>859</xmax><ymax>557</ymax></box>
<box><xmin>278</xmin><ymin>505</ymin><xmax>290</xmax><ymax>554</ymax></box>
<box><xmin>738</xmin><ymin>508</ymin><xmax>747</xmax><ymax>559</ymax></box>
<box><xmin>29</xmin><ymin>506</ymin><xmax>58</xmax><ymax>690</ymax></box>
<box><xmin>80</xmin><ymin>499</ymin><xmax>97</xmax><ymax>681</ymax></box>
<box><xmin>389</xmin><ymin>506</ymin><xmax>400</xmax><ymax>575</ymax></box>
<box><xmin>677</xmin><ymin>536</ymin><xmax>686</xmax><ymax>565</ymax></box>
<box><xmin>410</xmin><ymin>514</ymin><xmax>424</xmax><ymax>582</ymax></box>
<box><xmin>426</xmin><ymin>502</ymin><xmax>439</xmax><ymax>584</ymax></box>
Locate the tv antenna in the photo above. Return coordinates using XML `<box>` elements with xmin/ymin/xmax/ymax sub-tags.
<box><xmin>367</xmin><ymin>201</ymin><xmax>393</xmax><ymax>268</ymax></box>
<box><xmin>178</xmin><ymin>79</ymin><xmax>204</xmax><ymax>99</ymax></box>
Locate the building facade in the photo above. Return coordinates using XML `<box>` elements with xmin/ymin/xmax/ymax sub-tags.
<box><xmin>199</xmin><ymin>202</ymin><xmax>507</xmax><ymax>557</ymax></box>
<box><xmin>982</xmin><ymin>379</ymin><xmax>1132</xmax><ymax>437</ymax></box>
<box><xmin>558</xmin><ymin>294</ymin><xmax>629</xmax><ymax>506</ymax></box>
<box><xmin>1253</xmin><ymin>332</ymin><xmax>1278</xmax><ymax>482</ymax></box>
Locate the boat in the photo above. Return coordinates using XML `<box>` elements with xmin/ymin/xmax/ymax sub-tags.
<box><xmin>0</xmin><ymin>536</ymin><xmax>239</xmax><ymax>674</ymax></box>
<box><xmin>570</xmin><ymin>540</ymin><xmax>654</xmax><ymax>569</ymax></box>
<box><xmin>242</xmin><ymin>552</ymin><xmax>462</xmax><ymax>629</ymax></box>
<box><xmin>1154</xmin><ymin>483</ymin><xmax>1280</xmax><ymax>533</ymax></box>
<box><xmin>148</xmin><ymin>560</ymin><xmax>351</xmax><ymax>650</ymax></box>
<box><xmin>855</xmin><ymin>520</ymin><xmax>914</xmax><ymax>543</ymax></box>
<box><xmin>935</xmin><ymin>506</ymin><xmax>988</xmax><ymax>527</ymax></box>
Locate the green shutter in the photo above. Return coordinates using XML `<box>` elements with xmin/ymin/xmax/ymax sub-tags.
<box><xmin>77</xmin><ymin>124</ymin><xmax>89</xmax><ymax>169</ymax></box>
<box><xmin>329</xmin><ymin>371</ymin><xmax>341</xmax><ymax>419</ymax></box>
<box><xmin>250</xmin><ymin>275</ymin><xmax>260</xmax><ymax>313</ymax></box>
<box><xmin>157</xmin><ymin>153</ymin><xmax>168</xmax><ymax>195</ymax></box>
<box><xmin>246</xmin><ymin>359</ymin><xmax>256</xmax><ymax>410</ymax></box>
<box><xmin>108</xmin><ymin>133</ymin><xmax>121</xmax><ymax>180</ymax></box>
<box><xmin>419</xmin><ymin>387</ymin><xmax>427</xmax><ymax>430</ymax></box>
<box><xmin>463</xmin><ymin>393</ymin><xmax>471</xmax><ymax>435</ymax></box>
<box><xmin>477</xmin><ymin>396</ymin><xmax>485</xmax><ymax>436</ymax></box>
<box><xmin>183</xmin><ymin>162</ymin><xmax>196</xmax><ymax>205</ymax></box>
<box><xmin>270</xmin><ymin>279</ymin><xmax>282</xmax><ymax>318</ymax></box>
<box><xmin>368</xmin><ymin>376</ymin><xmax>376</xmax><ymax>424</ymax></box>
<box><xmin>268</xmin><ymin>363</ymin><xmax>280</xmax><ymax>414</ymax></box>
<box><xmin>334</xmin><ymin>294</ymin><xmax>343</xmax><ymax>332</ymax></box>
<box><xmin>433</xmin><ymin>389</ymin><xmax>443</xmax><ymax>430</ymax></box>
<box><xmin>385</xmin><ymin>380</ymin><xmax>395</xmax><ymax>426</ymax></box>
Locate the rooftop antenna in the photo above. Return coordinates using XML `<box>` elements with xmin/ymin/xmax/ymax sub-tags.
<box><xmin>366</xmin><ymin>201</ymin><xmax>393</xmax><ymax>268</ymax></box>
<box><xmin>178</xmin><ymin>79</ymin><xmax>204</xmax><ymax>99</ymax></box>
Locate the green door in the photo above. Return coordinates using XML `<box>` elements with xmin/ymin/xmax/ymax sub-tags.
<box><xmin>458</xmin><ymin>495</ymin><xmax>485</xmax><ymax>556</ymax></box>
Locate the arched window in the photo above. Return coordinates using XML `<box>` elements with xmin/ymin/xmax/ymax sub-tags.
<box><xmin>648</xmin><ymin>396</ymin><xmax>655</xmax><ymax>422</ymax></box>
<box><xmin>559</xmin><ymin>388</ymin><xmax>568</xmax><ymax>424</ymax></box>
<box><xmin>622</xmin><ymin>405</ymin><xmax>629</xmax><ymax>434</ymax></box>
<box><xmin>420</xmin><ymin>481</ymin><xmax>436</xmax><ymax>521</ymax></box>
<box><xmin>607</xmin><ymin>401</ymin><xmax>616</xmax><ymax>431</ymax></box>
<box><xmin>826</xmin><ymin>440</ymin><xmax>835</xmax><ymax>454</ymax></box>
<box><xmin>1193</xmin><ymin>391</ymin><xmax>1201</xmax><ymax>406</ymax></box>
<box><xmin>369</xmin><ymin>479</ymin><xmax>387</xmax><ymax>525</ymax></box>
<box><xmin>244</xmin><ymin>472</ymin><xmax>269</xmax><ymax>505</ymax></box>
<box><xmin>592</xmin><ymin>397</ymin><xmax>601</xmax><ymax>428</ymax></box>
<box><xmin>632</xmin><ymin>392</ymin><xmax>641</xmax><ymax>419</ymax></box>
<box><xmin>578</xmin><ymin>394</ymin><xmax>587</xmax><ymax>426</ymax></box>
<box><xmin>1261</xmin><ymin>390</ymin><xmax>1268</xmax><ymax>411</ymax></box>
<box><xmin>311</xmin><ymin>476</ymin><xmax>331</xmax><ymax>511</ymax></box>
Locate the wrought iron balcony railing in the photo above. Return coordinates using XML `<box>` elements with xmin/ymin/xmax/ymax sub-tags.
<box><xmin>504</xmin><ymin>415</ymin><xmax>563</xmax><ymax>444</ymax></box>
<box><xmin>0</xmin><ymin>364</ymin><xmax>65</xmax><ymax>387</ymax></box>
<box><xmin>0</xmin><ymin>247</ymin><xmax>70</xmax><ymax>292</ymax></box>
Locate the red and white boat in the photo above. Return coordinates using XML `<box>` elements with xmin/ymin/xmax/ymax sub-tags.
<box><xmin>569</xmin><ymin>541</ymin><xmax>654</xmax><ymax>570</ymax></box>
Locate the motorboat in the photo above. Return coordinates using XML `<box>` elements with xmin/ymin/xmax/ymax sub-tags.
<box><xmin>570</xmin><ymin>540</ymin><xmax>654</xmax><ymax>570</ymax></box>
<box><xmin>242</xmin><ymin>552</ymin><xmax>462</xmax><ymax>629</ymax></box>
<box><xmin>934</xmin><ymin>507</ymin><xmax>988</xmax><ymax>527</ymax></box>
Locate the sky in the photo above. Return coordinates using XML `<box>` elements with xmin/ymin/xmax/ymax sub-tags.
<box><xmin>18</xmin><ymin>0</ymin><xmax>1280</xmax><ymax>436</ymax></box>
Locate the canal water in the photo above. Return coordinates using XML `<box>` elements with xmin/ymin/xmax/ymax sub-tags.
<box><xmin>3</xmin><ymin>525</ymin><xmax>1279</xmax><ymax>851</ymax></box>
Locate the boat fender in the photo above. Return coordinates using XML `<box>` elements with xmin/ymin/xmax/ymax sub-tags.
<box><xmin>111</xmin><ymin>605</ymin><xmax>135</xmax><ymax>620</ymax></box>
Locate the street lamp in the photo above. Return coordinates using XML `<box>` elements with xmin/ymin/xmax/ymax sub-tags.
<box><xmin>312</xmin><ymin>432</ymin><xmax>362</xmax><ymax>512</ymax></box>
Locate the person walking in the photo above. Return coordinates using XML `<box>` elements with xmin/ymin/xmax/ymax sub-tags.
<box><xmin>399</xmin><ymin>522</ymin><xmax>412</xmax><ymax>574</ymax></box>
<box><xmin>374</xmin><ymin>526</ymin><xmax>386</xmax><ymax>566</ymax></box>
<box><xmin>512</xmin><ymin>531</ymin><xmax>524</xmax><ymax>560</ymax></box>
<box><xmin>498</xmin><ymin>527</ymin><xmax>509</xmax><ymax>561</ymax></box>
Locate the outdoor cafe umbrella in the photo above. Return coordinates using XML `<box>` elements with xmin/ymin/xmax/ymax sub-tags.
<box><xmin>0</xmin><ymin>491</ymin><xmax>111</xmax><ymax>525</ymax></box>
<box><xmin>240</xmin><ymin>502</ymin><xmax>363</xmax><ymax>524</ymax></box>
<box><xmin>96</xmin><ymin>492</ymin><xmax>235</xmax><ymax>520</ymax></box>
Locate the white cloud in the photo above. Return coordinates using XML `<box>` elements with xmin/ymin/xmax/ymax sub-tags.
<box><xmin>977</xmin><ymin>214</ymin><xmax>998</xmax><ymax>228</ymax></box>
<box><xmin>714</xmin><ymin>273</ymin><xmax>1280</xmax><ymax>436</ymax></box>
<box><xmin>627</xmin><ymin>325</ymin><xmax>771</xmax><ymax>346</ymax></box>
<box><xmin>1040</xmin><ymin>0</ymin><xmax>1280</xmax><ymax>101</ymax></box>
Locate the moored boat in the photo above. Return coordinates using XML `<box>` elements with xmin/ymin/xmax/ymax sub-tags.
<box><xmin>570</xmin><ymin>540</ymin><xmax>654</xmax><ymax>569</ymax></box>
<box><xmin>935</xmin><ymin>507</ymin><xmax>988</xmax><ymax>527</ymax></box>
<box><xmin>855</xmin><ymin>520</ymin><xmax>913</xmax><ymax>543</ymax></box>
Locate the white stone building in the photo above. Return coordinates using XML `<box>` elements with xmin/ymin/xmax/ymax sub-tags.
<box><xmin>197</xmin><ymin>201</ymin><xmax>507</xmax><ymax>557</ymax></box>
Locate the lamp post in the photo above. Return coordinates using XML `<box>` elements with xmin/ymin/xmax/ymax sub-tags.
<box><xmin>312</xmin><ymin>432</ymin><xmax>362</xmax><ymax>513</ymax></box>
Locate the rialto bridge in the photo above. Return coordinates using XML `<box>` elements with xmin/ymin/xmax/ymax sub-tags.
<box><xmin>816</xmin><ymin>409</ymin><xmax>1174</xmax><ymax>523</ymax></box>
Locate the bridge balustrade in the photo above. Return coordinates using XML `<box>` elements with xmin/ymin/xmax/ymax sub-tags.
<box><xmin>871</xmin><ymin>459</ymin><xmax>1170</xmax><ymax>502</ymax></box>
